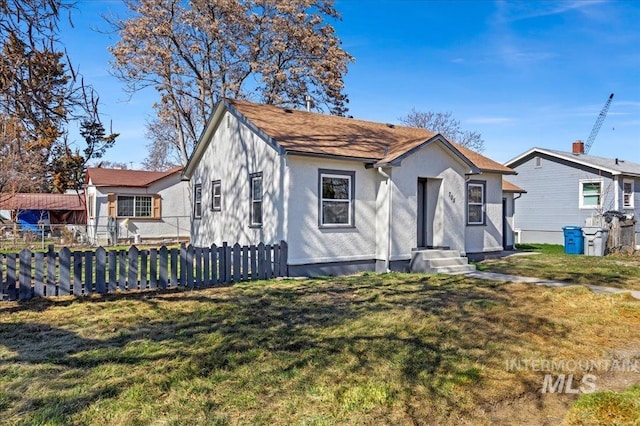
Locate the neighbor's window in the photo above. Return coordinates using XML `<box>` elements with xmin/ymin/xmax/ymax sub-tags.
<box><xmin>250</xmin><ymin>172</ymin><xmax>263</xmax><ymax>227</ymax></box>
<box><xmin>623</xmin><ymin>179</ymin><xmax>634</xmax><ymax>208</ymax></box>
<box><xmin>194</xmin><ymin>184</ymin><xmax>202</xmax><ymax>218</ymax></box>
<box><xmin>319</xmin><ymin>170</ymin><xmax>355</xmax><ymax>227</ymax></box>
<box><xmin>467</xmin><ymin>181</ymin><xmax>485</xmax><ymax>225</ymax></box>
<box><xmin>117</xmin><ymin>195</ymin><xmax>152</xmax><ymax>218</ymax></box>
<box><xmin>580</xmin><ymin>180</ymin><xmax>601</xmax><ymax>209</ymax></box>
<box><xmin>211</xmin><ymin>180</ymin><xmax>222</xmax><ymax>211</ymax></box>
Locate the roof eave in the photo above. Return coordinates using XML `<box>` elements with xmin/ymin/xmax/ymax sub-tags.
<box><xmin>286</xmin><ymin>150</ymin><xmax>380</xmax><ymax>164</ymax></box>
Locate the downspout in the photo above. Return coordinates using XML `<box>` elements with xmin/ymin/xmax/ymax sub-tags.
<box><xmin>377</xmin><ymin>167</ymin><xmax>392</xmax><ymax>273</ymax></box>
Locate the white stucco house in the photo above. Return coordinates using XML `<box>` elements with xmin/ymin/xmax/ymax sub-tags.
<box><xmin>85</xmin><ymin>167</ymin><xmax>190</xmax><ymax>245</ymax></box>
<box><xmin>183</xmin><ymin>99</ymin><xmax>518</xmax><ymax>276</ymax></box>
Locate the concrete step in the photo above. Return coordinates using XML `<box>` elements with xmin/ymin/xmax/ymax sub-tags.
<box><xmin>432</xmin><ymin>264</ymin><xmax>477</xmax><ymax>274</ymax></box>
<box><xmin>411</xmin><ymin>249</ymin><xmax>461</xmax><ymax>260</ymax></box>
<box><xmin>409</xmin><ymin>249</ymin><xmax>475</xmax><ymax>275</ymax></box>
<box><xmin>428</xmin><ymin>257</ymin><xmax>469</xmax><ymax>268</ymax></box>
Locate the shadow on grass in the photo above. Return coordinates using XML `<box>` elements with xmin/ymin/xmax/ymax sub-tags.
<box><xmin>0</xmin><ymin>273</ymin><xmax>566</xmax><ymax>422</ymax></box>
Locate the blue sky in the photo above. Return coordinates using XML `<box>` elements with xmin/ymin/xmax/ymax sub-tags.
<box><xmin>60</xmin><ymin>0</ymin><xmax>640</xmax><ymax>167</ymax></box>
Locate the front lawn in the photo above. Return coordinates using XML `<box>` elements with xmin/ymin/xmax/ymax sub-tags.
<box><xmin>477</xmin><ymin>244</ymin><xmax>640</xmax><ymax>291</ymax></box>
<box><xmin>1</xmin><ymin>273</ymin><xmax>639</xmax><ymax>424</ymax></box>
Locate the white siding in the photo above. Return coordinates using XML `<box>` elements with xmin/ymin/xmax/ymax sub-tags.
<box><xmin>465</xmin><ymin>173</ymin><xmax>504</xmax><ymax>253</ymax></box>
<box><xmin>190</xmin><ymin>111</ymin><xmax>286</xmax><ymax>247</ymax></box>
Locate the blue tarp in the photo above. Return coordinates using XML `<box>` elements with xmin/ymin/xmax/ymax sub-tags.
<box><xmin>17</xmin><ymin>210</ymin><xmax>49</xmax><ymax>232</ymax></box>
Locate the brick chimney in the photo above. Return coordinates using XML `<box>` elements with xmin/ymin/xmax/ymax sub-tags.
<box><xmin>572</xmin><ymin>140</ymin><xmax>585</xmax><ymax>155</ymax></box>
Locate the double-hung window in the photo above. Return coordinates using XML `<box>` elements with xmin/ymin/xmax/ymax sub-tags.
<box><xmin>250</xmin><ymin>173</ymin><xmax>263</xmax><ymax>227</ymax></box>
<box><xmin>623</xmin><ymin>179</ymin><xmax>634</xmax><ymax>209</ymax></box>
<box><xmin>467</xmin><ymin>181</ymin><xmax>485</xmax><ymax>225</ymax></box>
<box><xmin>194</xmin><ymin>184</ymin><xmax>202</xmax><ymax>218</ymax></box>
<box><xmin>319</xmin><ymin>170</ymin><xmax>355</xmax><ymax>227</ymax></box>
<box><xmin>211</xmin><ymin>180</ymin><xmax>222</xmax><ymax>211</ymax></box>
<box><xmin>117</xmin><ymin>195</ymin><xmax>152</xmax><ymax>218</ymax></box>
<box><xmin>579</xmin><ymin>180</ymin><xmax>601</xmax><ymax>209</ymax></box>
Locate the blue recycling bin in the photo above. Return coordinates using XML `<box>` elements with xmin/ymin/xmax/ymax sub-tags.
<box><xmin>562</xmin><ymin>226</ymin><xmax>584</xmax><ymax>255</ymax></box>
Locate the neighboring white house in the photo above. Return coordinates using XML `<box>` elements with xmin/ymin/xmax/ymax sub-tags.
<box><xmin>505</xmin><ymin>141</ymin><xmax>640</xmax><ymax>245</ymax></box>
<box><xmin>183</xmin><ymin>99</ymin><xmax>517</xmax><ymax>275</ymax></box>
<box><xmin>85</xmin><ymin>167</ymin><xmax>190</xmax><ymax>245</ymax></box>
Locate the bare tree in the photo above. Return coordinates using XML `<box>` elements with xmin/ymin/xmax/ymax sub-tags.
<box><xmin>400</xmin><ymin>108</ymin><xmax>485</xmax><ymax>153</ymax></box>
<box><xmin>142</xmin><ymin>118</ymin><xmax>182</xmax><ymax>171</ymax></box>
<box><xmin>108</xmin><ymin>0</ymin><xmax>353</xmax><ymax>165</ymax></box>
<box><xmin>0</xmin><ymin>0</ymin><xmax>118</xmax><ymax>193</ymax></box>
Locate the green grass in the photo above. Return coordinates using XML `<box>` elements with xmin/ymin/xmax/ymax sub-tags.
<box><xmin>476</xmin><ymin>244</ymin><xmax>640</xmax><ymax>290</ymax></box>
<box><xmin>566</xmin><ymin>384</ymin><xmax>640</xmax><ymax>425</ymax></box>
<box><xmin>1</xmin><ymin>273</ymin><xmax>639</xmax><ymax>424</ymax></box>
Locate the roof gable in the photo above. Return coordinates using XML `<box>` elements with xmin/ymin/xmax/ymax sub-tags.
<box><xmin>87</xmin><ymin>166</ymin><xmax>183</xmax><ymax>188</ymax></box>
<box><xmin>183</xmin><ymin>99</ymin><xmax>515</xmax><ymax>177</ymax></box>
<box><xmin>506</xmin><ymin>148</ymin><xmax>640</xmax><ymax>177</ymax></box>
<box><xmin>0</xmin><ymin>193</ymin><xmax>85</xmax><ymax>211</ymax></box>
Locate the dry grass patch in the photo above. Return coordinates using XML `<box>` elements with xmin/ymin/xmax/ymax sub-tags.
<box><xmin>0</xmin><ymin>273</ymin><xmax>638</xmax><ymax>425</ymax></box>
<box><xmin>477</xmin><ymin>244</ymin><xmax>640</xmax><ymax>291</ymax></box>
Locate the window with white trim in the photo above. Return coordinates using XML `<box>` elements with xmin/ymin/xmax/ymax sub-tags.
<box><xmin>623</xmin><ymin>179</ymin><xmax>634</xmax><ymax>209</ymax></box>
<box><xmin>87</xmin><ymin>194</ymin><xmax>95</xmax><ymax>218</ymax></box>
<box><xmin>579</xmin><ymin>180</ymin><xmax>601</xmax><ymax>209</ymax></box>
<box><xmin>319</xmin><ymin>170</ymin><xmax>355</xmax><ymax>227</ymax></box>
<box><xmin>467</xmin><ymin>181</ymin><xmax>485</xmax><ymax>225</ymax></box>
<box><xmin>211</xmin><ymin>180</ymin><xmax>222</xmax><ymax>211</ymax></box>
<box><xmin>194</xmin><ymin>184</ymin><xmax>202</xmax><ymax>218</ymax></box>
<box><xmin>250</xmin><ymin>173</ymin><xmax>263</xmax><ymax>227</ymax></box>
<box><xmin>117</xmin><ymin>195</ymin><xmax>152</xmax><ymax>218</ymax></box>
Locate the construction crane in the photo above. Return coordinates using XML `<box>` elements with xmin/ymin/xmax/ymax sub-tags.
<box><xmin>584</xmin><ymin>93</ymin><xmax>614</xmax><ymax>154</ymax></box>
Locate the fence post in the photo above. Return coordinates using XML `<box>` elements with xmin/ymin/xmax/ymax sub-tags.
<box><xmin>194</xmin><ymin>246</ymin><xmax>203</xmax><ymax>288</ymax></box>
<box><xmin>118</xmin><ymin>250</ymin><xmax>127</xmax><ymax>291</ymax></box>
<box><xmin>265</xmin><ymin>244</ymin><xmax>272</xmax><ymax>279</ymax></box>
<box><xmin>108</xmin><ymin>250</ymin><xmax>117</xmax><ymax>293</ymax></box>
<box><xmin>273</xmin><ymin>244</ymin><xmax>280</xmax><ymax>277</ymax></box>
<box><xmin>149</xmin><ymin>248</ymin><xmax>158</xmax><ymax>289</ymax></box>
<box><xmin>232</xmin><ymin>243</ymin><xmax>241</xmax><ymax>283</ymax></box>
<box><xmin>186</xmin><ymin>244</ymin><xmax>194</xmax><ymax>288</ymax></box>
<box><xmin>96</xmin><ymin>247</ymin><xmax>106</xmax><ymax>294</ymax></box>
<box><xmin>220</xmin><ymin>242</ymin><xmax>227</xmax><ymax>283</ymax></box>
<box><xmin>0</xmin><ymin>254</ymin><xmax>4</xmax><ymax>301</ymax></box>
<box><xmin>211</xmin><ymin>243</ymin><xmax>218</xmax><ymax>285</ymax></box>
<box><xmin>179</xmin><ymin>243</ymin><xmax>187</xmax><ymax>287</ymax></box>
<box><xmin>73</xmin><ymin>251</ymin><xmax>83</xmax><ymax>297</ymax></box>
<box><xmin>140</xmin><ymin>249</ymin><xmax>148</xmax><ymax>289</ymax></box>
<box><xmin>34</xmin><ymin>252</ymin><xmax>45</xmax><ymax>297</ymax></box>
<box><xmin>19</xmin><ymin>249</ymin><xmax>32</xmax><ymax>300</ymax></box>
<box><xmin>250</xmin><ymin>245</ymin><xmax>258</xmax><ymax>281</ymax></box>
<box><xmin>202</xmin><ymin>245</ymin><xmax>210</xmax><ymax>286</ymax></box>
<box><xmin>257</xmin><ymin>243</ymin><xmax>266</xmax><ymax>280</ymax></box>
<box><xmin>84</xmin><ymin>251</ymin><xmax>94</xmax><ymax>295</ymax></box>
<box><xmin>159</xmin><ymin>246</ymin><xmax>168</xmax><ymax>289</ymax></box>
<box><xmin>46</xmin><ymin>245</ymin><xmax>56</xmax><ymax>297</ymax></box>
<box><xmin>59</xmin><ymin>248</ymin><xmax>71</xmax><ymax>296</ymax></box>
<box><xmin>279</xmin><ymin>240</ymin><xmax>288</xmax><ymax>277</ymax></box>
<box><xmin>6</xmin><ymin>254</ymin><xmax>16</xmax><ymax>300</ymax></box>
<box><xmin>170</xmin><ymin>247</ymin><xmax>178</xmax><ymax>287</ymax></box>
<box><xmin>128</xmin><ymin>246</ymin><xmax>139</xmax><ymax>290</ymax></box>
<box><xmin>241</xmin><ymin>245</ymin><xmax>249</xmax><ymax>281</ymax></box>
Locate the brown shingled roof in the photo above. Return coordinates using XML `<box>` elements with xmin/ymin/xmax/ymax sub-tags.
<box><xmin>0</xmin><ymin>193</ymin><xmax>85</xmax><ymax>210</ymax></box>
<box><xmin>502</xmin><ymin>180</ymin><xmax>526</xmax><ymax>193</ymax></box>
<box><xmin>227</xmin><ymin>99</ymin><xmax>514</xmax><ymax>174</ymax></box>
<box><xmin>86</xmin><ymin>166</ymin><xmax>183</xmax><ymax>188</ymax></box>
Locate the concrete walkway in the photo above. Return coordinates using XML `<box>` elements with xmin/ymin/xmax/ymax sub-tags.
<box><xmin>465</xmin><ymin>271</ymin><xmax>640</xmax><ymax>300</ymax></box>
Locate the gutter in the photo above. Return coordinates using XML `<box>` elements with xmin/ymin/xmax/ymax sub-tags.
<box><xmin>377</xmin><ymin>167</ymin><xmax>392</xmax><ymax>273</ymax></box>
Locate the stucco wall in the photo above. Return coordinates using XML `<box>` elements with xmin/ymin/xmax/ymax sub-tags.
<box><xmin>465</xmin><ymin>173</ymin><xmax>504</xmax><ymax>253</ymax></box>
<box><xmin>189</xmin><ymin>111</ymin><xmax>286</xmax><ymax>247</ymax></box>
<box><xmin>88</xmin><ymin>173</ymin><xmax>190</xmax><ymax>244</ymax></box>
<box><xmin>286</xmin><ymin>156</ymin><xmax>379</xmax><ymax>265</ymax></box>
<box><xmin>390</xmin><ymin>141</ymin><xmax>470</xmax><ymax>257</ymax></box>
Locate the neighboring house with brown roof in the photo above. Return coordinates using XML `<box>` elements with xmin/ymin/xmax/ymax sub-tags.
<box><xmin>505</xmin><ymin>142</ymin><xmax>639</xmax><ymax>246</ymax></box>
<box><xmin>0</xmin><ymin>193</ymin><xmax>86</xmax><ymax>227</ymax></box>
<box><xmin>183</xmin><ymin>99</ymin><xmax>518</xmax><ymax>275</ymax></box>
<box><xmin>85</xmin><ymin>167</ymin><xmax>190</xmax><ymax>245</ymax></box>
